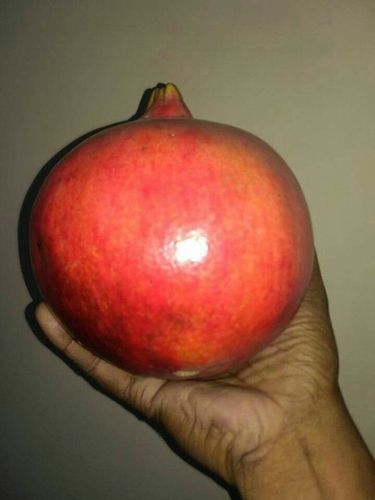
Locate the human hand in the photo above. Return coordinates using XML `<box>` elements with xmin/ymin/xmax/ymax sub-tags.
<box><xmin>35</xmin><ymin>255</ymin><xmax>374</xmax><ymax>498</ymax></box>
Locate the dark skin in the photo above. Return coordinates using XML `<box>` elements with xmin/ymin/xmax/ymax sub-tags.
<box><xmin>35</xmin><ymin>255</ymin><xmax>375</xmax><ymax>499</ymax></box>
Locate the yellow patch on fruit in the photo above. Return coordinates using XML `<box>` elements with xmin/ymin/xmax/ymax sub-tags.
<box><xmin>173</xmin><ymin>370</ymin><xmax>200</xmax><ymax>378</ymax></box>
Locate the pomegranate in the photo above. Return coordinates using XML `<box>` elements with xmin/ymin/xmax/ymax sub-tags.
<box><xmin>30</xmin><ymin>83</ymin><xmax>314</xmax><ymax>379</ymax></box>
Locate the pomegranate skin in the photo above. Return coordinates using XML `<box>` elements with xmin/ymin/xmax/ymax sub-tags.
<box><xmin>30</xmin><ymin>104</ymin><xmax>313</xmax><ymax>379</ymax></box>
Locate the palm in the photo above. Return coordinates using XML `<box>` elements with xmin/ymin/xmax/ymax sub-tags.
<box><xmin>35</xmin><ymin>257</ymin><xmax>337</xmax><ymax>484</ymax></box>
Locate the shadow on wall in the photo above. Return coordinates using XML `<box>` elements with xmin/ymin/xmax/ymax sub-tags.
<box><xmin>17</xmin><ymin>84</ymin><xmax>241</xmax><ymax>500</ymax></box>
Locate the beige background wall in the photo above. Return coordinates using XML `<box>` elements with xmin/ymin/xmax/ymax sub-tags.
<box><xmin>1</xmin><ymin>1</ymin><xmax>374</xmax><ymax>499</ymax></box>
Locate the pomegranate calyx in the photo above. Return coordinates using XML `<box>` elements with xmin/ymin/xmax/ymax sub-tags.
<box><xmin>142</xmin><ymin>83</ymin><xmax>193</xmax><ymax>120</ymax></box>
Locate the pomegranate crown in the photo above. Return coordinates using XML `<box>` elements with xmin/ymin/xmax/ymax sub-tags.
<box><xmin>142</xmin><ymin>82</ymin><xmax>192</xmax><ymax>120</ymax></box>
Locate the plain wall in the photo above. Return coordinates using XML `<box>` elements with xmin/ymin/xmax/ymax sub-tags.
<box><xmin>1</xmin><ymin>1</ymin><xmax>374</xmax><ymax>499</ymax></box>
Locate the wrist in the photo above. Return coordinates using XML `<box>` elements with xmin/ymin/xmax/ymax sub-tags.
<box><xmin>234</xmin><ymin>390</ymin><xmax>375</xmax><ymax>499</ymax></box>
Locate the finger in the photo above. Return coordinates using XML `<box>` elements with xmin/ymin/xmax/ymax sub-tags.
<box><xmin>297</xmin><ymin>253</ymin><xmax>332</xmax><ymax>323</ymax></box>
<box><xmin>306</xmin><ymin>254</ymin><xmax>329</xmax><ymax>307</ymax></box>
<box><xmin>284</xmin><ymin>253</ymin><xmax>337</xmax><ymax>353</ymax></box>
<box><xmin>35</xmin><ymin>303</ymin><xmax>166</xmax><ymax>415</ymax></box>
<box><xmin>36</xmin><ymin>302</ymin><xmax>104</xmax><ymax>373</ymax></box>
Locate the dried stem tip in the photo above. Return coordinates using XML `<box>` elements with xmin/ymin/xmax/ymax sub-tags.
<box><xmin>142</xmin><ymin>82</ymin><xmax>193</xmax><ymax>119</ymax></box>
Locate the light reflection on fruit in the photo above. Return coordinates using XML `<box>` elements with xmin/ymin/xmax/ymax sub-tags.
<box><xmin>171</xmin><ymin>229</ymin><xmax>209</xmax><ymax>266</ymax></box>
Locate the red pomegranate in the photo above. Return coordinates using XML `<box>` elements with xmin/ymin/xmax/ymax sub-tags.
<box><xmin>30</xmin><ymin>83</ymin><xmax>314</xmax><ymax>379</ymax></box>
